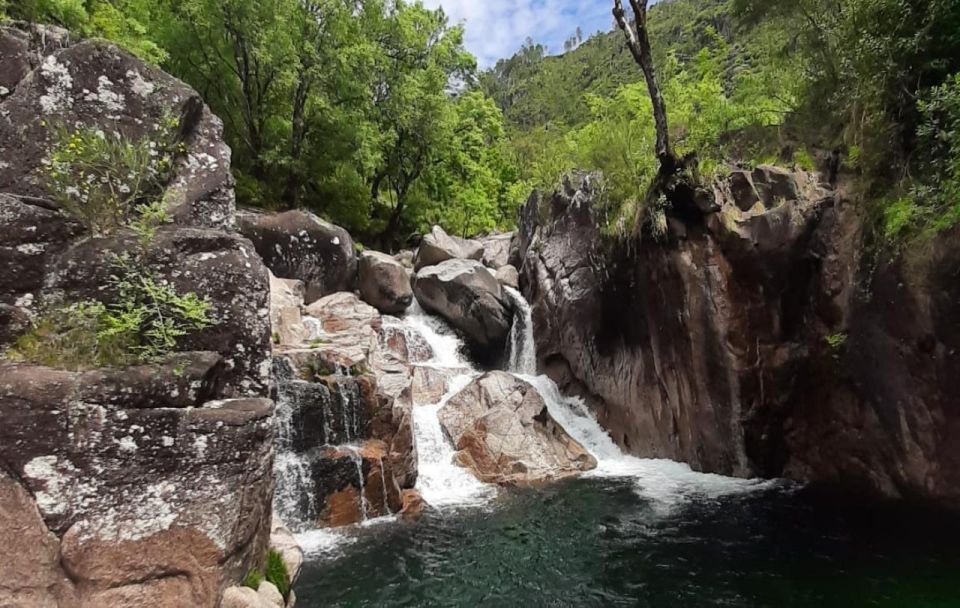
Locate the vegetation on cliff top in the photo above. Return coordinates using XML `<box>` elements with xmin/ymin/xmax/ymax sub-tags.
<box><xmin>6</xmin><ymin>0</ymin><xmax>960</xmax><ymax>247</ymax></box>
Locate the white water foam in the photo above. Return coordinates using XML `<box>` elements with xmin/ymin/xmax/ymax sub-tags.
<box><xmin>404</xmin><ymin>301</ymin><xmax>496</xmax><ymax>508</ymax></box>
<box><xmin>503</xmin><ymin>289</ymin><xmax>777</xmax><ymax>512</ymax></box>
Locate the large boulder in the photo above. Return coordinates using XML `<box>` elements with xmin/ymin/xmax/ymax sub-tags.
<box><xmin>478</xmin><ymin>232</ymin><xmax>514</xmax><ymax>269</ymax></box>
<box><xmin>357</xmin><ymin>250</ymin><xmax>413</xmax><ymax>314</ymax></box>
<box><xmin>0</xmin><ymin>28</ymin><xmax>236</xmax><ymax>230</ymax></box>
<box><xmin>413</xmin><ymin>225</ymin><xmax>482</xmax><ymax>270</ymax></box>
<box><xmin>438</xmin><ymin>371</ymin><xmax>596</xmax><ymax>484</ymax></box>
<box><xmin>0</xmin><ymin>360</ymin><xmax>275</xmax><ymax>608</ymax></box>
<box><xmin>238</xmin><ymin>209</ymin><xmax>357</xmax><ymax>304</ymax></box>
<box><xmin>0</xmin><ymin>30</ymin><xmax>275</xmax><ymax>607</ymax></box>
<box><xmin>411</xmin><ymin>259</ymin><xmax>512</xmax><ymax>362</ymax></box>
<box><xmin>42</xmin><ymin>227</ymin><xmax>273</xmax><ymax>397</ymax></box>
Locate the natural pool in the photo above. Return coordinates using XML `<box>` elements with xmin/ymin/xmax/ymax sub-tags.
<box><xmin>294</xmin><ymin>477</ymin><xmax>960</xmax><ymax>607</ymax></box>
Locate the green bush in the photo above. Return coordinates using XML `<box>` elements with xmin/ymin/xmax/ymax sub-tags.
<box><xmin>9</xmin><ymin>261</ymin><xmax>214</xmax><ymax>370</ymax></box>
<box><xmin>241</xmin><ymin>550</ymin><xmax>291</xmax><ymax>601</ymax></box>
<box><xmin>44</xmin><ymin>121</ymin><xmax>182</xmax><ymax>236</ymax></box>
<box><xmin>241</xmin><ymin>569</ymin><xmax>263</xmax><ymax>591</ymax></box>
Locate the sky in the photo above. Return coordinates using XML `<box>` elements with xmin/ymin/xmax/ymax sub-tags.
<box><xmin>420</xmin><ymin>0</ymin><xmax>616</xmax><ymax>68</ymax></box>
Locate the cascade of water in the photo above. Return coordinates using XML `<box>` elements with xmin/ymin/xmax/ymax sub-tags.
<box><xmin>503</xmin><ymin>290</ymin><xmax>774</xmax><ymax>509</ymax></box>
<box><xmin>345</xmin><ymin>446</ymin><xmax>368</xmax><ymax>522</ymax></box>
<box><xmin>272</xmin><ymin>371</ymin><xmax>317</xmax><ymax>531</ymax></box>
<box><xmin>503</xmin><ymin>286</ymin><xmax>537</xmax><ymax>375</ymax></box>
<box><xmin>378</xmin><ymin>457</ymin><xmax>389</xmax><ymax>514</ymax></box>
<box><xmin>404</xmin><ymin>301</ymin><xmax>496</xmax><ymax>507</ymax></box>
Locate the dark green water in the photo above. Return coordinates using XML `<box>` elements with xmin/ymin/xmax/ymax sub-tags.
<box><xmin>295</xmin><ymin>477</ymin><xmax>960</xmax><ymax>607</ymax></box>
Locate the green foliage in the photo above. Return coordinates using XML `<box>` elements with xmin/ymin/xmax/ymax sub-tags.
<box><xmin>241</xmin><ymin>570</ymin><xmax>263</xmax><ymax>591</ymax></box>
<box><xmin>824</xmin><ymin>332</ymin><xmax>848</xmax><ymax>360</ymax></box>
<box><xmin>44</xmin><ymin>122</ymin><xmax>182</xmax><ymax>235</ymax></box>
<box><xmin>106</xmin><ymin>253</ymin><xmax>215</xmax><ymax>361</ymax></box>
<box><xmin>240</xmin><ymin>550</ymin><xmax>290</xmax><ymax>601</ymax></box>
<box><xmin>505</xmin><ymin>34</ymin><xmax>792</xmax><ymax>233</ymax></box>
<box><xmin>11</xmin><ymin>123</ymin><xmax>214</xmax><ymax>370</ymax></box>
<box><xmin>265</xmin><ymin>549</ymin><xmax>291</xmax><ymax>600</ymax></box>
<box><xmin>9</xmin><ymin>254</ymin><xmax>215</xmax><ymax>370</ymax></box>
<box><xmin>10</xmin><ymin>0</ymin><xmax>167</xmax><ymax>63</ymax></box>
<box><xmin>10</xmin><ymin>301</ymin><xmax>136</xmax><ymax>370</ymax></box>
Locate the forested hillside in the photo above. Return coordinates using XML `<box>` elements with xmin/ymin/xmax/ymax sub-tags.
<box><xmin>483</xmin><ymin>0</ymin><xmax>960</xmax><ymax>245</ymax></box>
<box><xmin>5</xmin><ymin>0</ymin><xmax>960</xmax><ymax>249</ymax></box>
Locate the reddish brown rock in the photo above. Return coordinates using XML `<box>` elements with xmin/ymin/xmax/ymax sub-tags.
<box><xmin>399</xmin><ymin>489</ymin><xmax>427</xmax><ymax>520</ymax></box>
<box><xmin>439</xmin><ymin>371</ymin><xmax>596</xmax><ymax>485</ymax></box>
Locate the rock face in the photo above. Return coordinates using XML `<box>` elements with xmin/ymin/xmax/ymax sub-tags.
<box><xmin>0</xmin><ymin>28</ymin><xmax>274</xmax><ymax>607</ymax></box>
<box><xmin>238</xmin><ymin>209</ymin><xmax>357</xmax><ymax>304</ymax></box>
<box><xmin>412</xmin><ymin>259</ymin><xmax>513</xmax><ymax>362</ymax></box>
<box><xmin>478</xmin><ymin>232</ymin><xmax>514</xmax><ymax>269</ymax></box>
<box><xmin>271</xmin><ymin>289</ymin><xmax>420</xmax><ymax>529</ymax></box>
<box><xmin>358</xmin><ymin>250</ymin><xmax>413</xmax><ymax>314</ymax></box>
<box><xmin>413</xmin><ymin>225</ymin><xmax>482</xmax><ymax>270</ymax></box>
<box><xmin>494</xmin><ymin>264</ymin><xmax>520</xmax><ymax>289</ymax></box>
<box><xmin>0</xmin><ymin>27</ymin><xmax>235</xmax><ymax>230</ymax></box>
<box><xmin>438</xmin><ymin>372</ymin><xmax>596</xmax><ymax>484</ymax></box>
<box><xmin>518</xmin><ymin>170</ymin><xmax>960</xmax><ymax>505</ymax></box>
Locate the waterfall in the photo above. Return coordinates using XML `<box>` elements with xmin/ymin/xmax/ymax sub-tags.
<box><xmin>405</xmin><ymin>301</ymin><xmax>496</xmax><ymax>507</ymax></box>
<box><xmin>504</xmin><ymin>286</ymin><xmax>537</xmax><ymax>375</ymax></box>
<box><xmin>503</xmin><ymin>290</ymin><xmax>775</xmax><ymax>508</ymax></box>
<box><xmin>344</xmin><ymin>446</ymin><xmax>368</xmax><ymax>522</ymax></box>
<box><xmin>272</xmin><ymin>364</ymin><xmax>318</xmax><ymax>531</ymax></box>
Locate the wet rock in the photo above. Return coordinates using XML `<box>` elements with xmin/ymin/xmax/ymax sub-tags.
<box><xmin>309</xmin><ymin>440</ymin><xmax>397</xmax><ymax>527</ymax></box>
<box><xmin>413</xmin><ymin>225</ymin><xmax>482</xmax><ymax>270</ymax></box>
<box><xmin>238</xmin><ymin>209</ymin><xmax>356</xmax><ymax>304</ymax></box>
<box><xmin>412</xmin><ymin>259</ymin><xmax>512</xmax><ymax>362</ymax></box>
<box><xmin>399</xmin><ymin>489</ymin><xmax>427</xmax><ymax>520</ymax></box>
<box><xmin>358</xmin><ymin>250</ymin><xmax>413</xmax><ymax>314</ymax></box>
<box><xmin>518</xmin><ymin>167</ymin><xmax>960</xmax><ymax>505</ymax></box>
<box><xmin>439</xmin><ymin>371</ymin><xmax>596</xmax><ymax>484</ymax></box>
<box><xmin>411</xmin><ymin>365</ymin><xmax>463</xmax><ymax>405</ymax></box>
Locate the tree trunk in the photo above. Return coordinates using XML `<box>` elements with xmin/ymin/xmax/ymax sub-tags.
<box><xmin>612</xmin><ymin>0</ymin><xmax>676</xmax><ymax>170</ymax></box>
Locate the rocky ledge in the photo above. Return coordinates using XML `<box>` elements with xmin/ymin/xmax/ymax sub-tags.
<box><xmin>518</xmin><ymin>168</ymin><xmax>960</xmax><ymax>505</ymax></box>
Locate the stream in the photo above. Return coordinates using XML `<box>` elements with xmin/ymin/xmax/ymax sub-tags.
<box><xmin>283</xmin><ymin>289</ymin><xmax>960</xmax><ymax>607</ymax></box>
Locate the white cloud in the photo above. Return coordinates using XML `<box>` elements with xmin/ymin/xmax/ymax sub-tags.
<box><xmin>422</xmin><ymin>0</ymin><xmax>614</xmax><ymax>67</ymax></box>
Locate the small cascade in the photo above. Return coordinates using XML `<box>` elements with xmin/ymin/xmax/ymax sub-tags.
<box><xmin>504</xmin><ymin>286</ymin><xmax>537</xmax><ymax>375</ymax></box>
<box><xmin>332</xmin><ymin>377</ymin><xmax>363</xmax><ymax>442</ymax></box>
<box><xmin>378</xmin><ymin>457</ymin><xmax>389</xmax><ymax>514</ymax></box>
<box><xmin>405</xmin><ymin>301</ymin><xmax>496</xmax><ymax>507</ymax></box>
<box><xmin>344</xmin><ymin>446</ymin><xmax>368</xmax><ymax>522</ymax></box>
<box><xmin>504</xmin><ymin>289</ymin><xmax>774</xmax><ymax>508</ymax></box>
<box><xmin>272</xmin><ymin>359</ymin><xmax>318</xmax><ymax>531</ymax></box>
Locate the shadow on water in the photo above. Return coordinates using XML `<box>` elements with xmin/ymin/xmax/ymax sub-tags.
<box><xmin>294</xmin><ymin>477</ymin><xmax>960</xmax><ymax>607</ymax></box>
